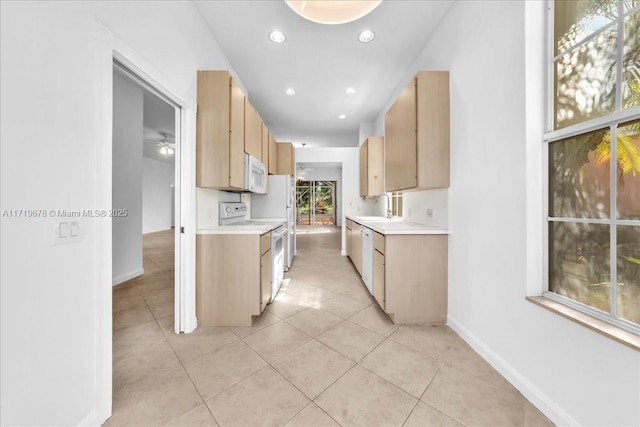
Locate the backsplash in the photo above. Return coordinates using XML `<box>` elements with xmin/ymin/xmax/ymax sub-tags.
<box><xmin>371</xmin><ymin>188</ymin><xmax>449</xmax><ymax>229</ymax></box>
<box><xmin>345</xmin><ymin>196</ymin><xmax>376</xmax><ymax>217</ymax></box>
<box><xmin>196</xmin><ymin>187</ymin><xmax>241</xmax><ymax>229</ymax></box>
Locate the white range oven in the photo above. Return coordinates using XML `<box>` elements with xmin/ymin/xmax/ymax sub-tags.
<box><xmin>219</xmin><ymin>202</ymin><xmax>286</xmax><ymax>302</ymax></box>
<box><xmin>269</xmin><ymin>224</ymin><xmax>286</xmax><ymax>300</ymax></box>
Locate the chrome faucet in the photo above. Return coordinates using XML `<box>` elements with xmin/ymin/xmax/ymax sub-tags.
<box><xmin>382</xmin><ymin>193</ymin><xmax>392</xmax><ymax>219</ymax></box>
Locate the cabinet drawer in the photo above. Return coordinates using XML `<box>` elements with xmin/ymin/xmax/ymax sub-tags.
<box><xmin>260</xmin><ymin>232</ymin><xmax>270</xmax><ymax>254</ymax></box>
<box><xmin>374</xmin><ymin>232</ymin><xmax>385</xmax><ymax>253</ymax></box>
<box><xmin>346</xmin><ymin>219</ymin><xmax>352</xmax><ymax>230</ymax></box>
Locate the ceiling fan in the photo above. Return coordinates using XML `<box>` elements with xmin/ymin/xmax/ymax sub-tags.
<box><xmin>298</xmin><ymin>164</ymin><xmax>316</xmax><ymax>172</ymax></box>
<box><xmin>146</xmin><ymin>131</ymin><xmax>175</xmax><ymax>158</ymax></box>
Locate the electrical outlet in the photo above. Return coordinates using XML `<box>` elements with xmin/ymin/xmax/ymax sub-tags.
<box><xmin>426</xmin><ymin>208</ymin><xmax>434</xmax><ymax>219</ymax></box>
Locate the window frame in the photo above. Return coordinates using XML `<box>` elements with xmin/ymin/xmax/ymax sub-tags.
<box><xmin>544</xmin><ymin>0</ymin><xmax>640</xmax><ymax>335</ymax></box>
<box><xmin>391</xmin><ymin>192</ymin><xmax>403</xmax><ymax>217</ymax></box>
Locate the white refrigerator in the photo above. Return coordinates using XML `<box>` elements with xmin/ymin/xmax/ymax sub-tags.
<box><xmin>251</xmin><ymin>175</ymin><xmax>295</xmax><ymax>270</ymax></box>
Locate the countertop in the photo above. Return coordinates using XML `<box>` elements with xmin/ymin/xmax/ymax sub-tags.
<box><xmin>197</xmin><ymin>219</ymin><xmax>286</xmax><ymax>235</ymax></box>
<box><xmin>346</xmin><ymin>215</ymin><xmax>449</xmax><ymax>235</ymax></box>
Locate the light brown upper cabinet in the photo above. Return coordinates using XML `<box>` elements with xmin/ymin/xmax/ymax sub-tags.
<box><xmin>359</xmin><ymin>136</ymin><xmax>384</xmax><ymax>197</ymax></box>
<box><xmin>268</xmin><ymin>133</ymin><xmax>278</xmax><ymax>175</ymax></box>
<box><xmin>277</xmin><ymin>142</ymin><xmax>295</xmax><ymax>176</ymax></box>
<box><xmin>384</xmin><ymin>71</ymin><xmax>450</xmax><ymax>192</ymax></box>
<box><xmin>196</xmin><ymin>70</ymin><xmax>245</xmax><ymax>190</ymax></box>
<box><xmin>261</xmin><ymin>122</ymin><xmax>269</xmax><ymax>170</ymax></box>
<box><xmin>244</xmin><ymin>99</ymin><xmax>262</xmax><ymax>160</ymax></box>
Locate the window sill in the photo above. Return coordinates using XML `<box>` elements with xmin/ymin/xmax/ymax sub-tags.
<box><xmin>526</xmin><ymin>296</ymin><xmax>640</xmax><ymax>352</ymax></box>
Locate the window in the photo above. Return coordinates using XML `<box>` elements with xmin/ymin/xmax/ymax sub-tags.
<box><xmin>546</xmin><ymin>0</ymin><xmax>640</xmax><ymax>333</ymax></box>
<box><xmin>391</xmin><ymin>192</ymin><xmax>403</xmax><ymax>217</ymax></box>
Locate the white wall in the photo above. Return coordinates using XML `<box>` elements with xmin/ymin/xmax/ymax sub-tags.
<box><xmin>295</xmin><ymin>147</ymin><xmax>370</xmax><ymax>254</ymax></box>
<box><xmin>370</xmin><ymin>1</ymin><xmax>639</xmax><ymax>426</ymax></box>
<box><xmin>196</xmin><ymin>188</ymin><xmax>241</xmax><ymax>229</ymax></box>
<box><xmin>143</xmin><ymin>157</ymin><xmax>175</xmax><ymax>234</ymax></box>
<box><xmin>0</xmin><ymin>1</ymin><xmax>236</xmax><ymax>425</ymax></box>
<box><xmin>112</xmin><ymin>73</ymin><xmax>144</xmax><ymax>284</ymax></box>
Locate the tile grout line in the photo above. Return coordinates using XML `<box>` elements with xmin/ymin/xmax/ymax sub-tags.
<box><xmin>141</xmin><ymin>237</ymin><xmax>218</xmax><ymax>426</ymax></box>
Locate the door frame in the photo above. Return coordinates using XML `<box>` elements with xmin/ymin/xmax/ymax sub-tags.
<box><xmin>296</xmin><ymin>180</ymin><xmax>337</xmax><ymax>226</ymax></box>
<box><xmin>94</xmin><ymin>22</ymin><xmax>197</xmax><ymax>425</ymax></box>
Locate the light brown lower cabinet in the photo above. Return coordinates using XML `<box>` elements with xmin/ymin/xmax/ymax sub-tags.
<box><xmin>347</xmin><ymin>220</ymin><xmax>448</xmax><ymax>325</ymax></box>
<box><xmin>373</xmin><ymin>231</ymin><xmax>385</xmax><ymax>309</ymax></box>
<box><xmin>260</xmin><ymin>232</ymin><xmax>271</xmax><ymax>313</ymax></box>
<box><xmin>380</xmin><ymin>233</ymin><xmax>448</xmax><ymax>324</ymax></box>
<box><xmin>346</xmin><ymin>219</ymin><xmax>352</xmax><ymax>257</ymax></box>
<box><xmin>373</xmin><ymin>249</ymin><xmax>385</xmax><ymax>310</ymax></box>
<box><xmin>196</xmin><ymin>232</ymin><xmax>270</xmax><ymax>326</ymax></box>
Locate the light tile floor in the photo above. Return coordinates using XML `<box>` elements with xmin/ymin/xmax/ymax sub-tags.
<box><xmin>109</xmin><ymin>226</ymin><xmax>555</xmax><ymax>427</ymax></box>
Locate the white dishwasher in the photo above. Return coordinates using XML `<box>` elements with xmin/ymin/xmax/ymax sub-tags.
<box><xmin>361</xmin><ymin>226</ymin><xmax>373</xmax><ymax>295</ymax></box>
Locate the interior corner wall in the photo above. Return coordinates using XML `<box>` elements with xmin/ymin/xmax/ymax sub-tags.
<box><xmin>392</xmin><ymin>1</ymin><xmax>639</xmax><ymax>426</ymax></box>
<box><xmin>112</xmin><ymin>73</ymin><xmax>143</xmax><ymax>285</ymax></box>
<box><xmin>143</xmin><ymin>157</ymin><xmax>175</xmax><ymax>234</ymax></box>
<box><xmin>0</xmin><ymin>1</ymin><xmax>237</xmax><ymax>425</ymax></box>
<box><xmin>358</xmin><ymin>121</ymin><xmax>376</xmax><ymax>145</ymax></box>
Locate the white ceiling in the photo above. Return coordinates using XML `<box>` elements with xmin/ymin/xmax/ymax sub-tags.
<box><xmin>194</xmin><ymin>0</ymin><xmax>454</xmax><ymax>148</ymax></box>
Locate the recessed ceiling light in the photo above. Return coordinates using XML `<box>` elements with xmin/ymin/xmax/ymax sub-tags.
<box><xmin>358</xmin><ymin>30</ymin><xmax>375</xmax><ymax>43</ymax></box>
<box><xmin>285</xmin><ymin>88</ymin><xmax>296</xmax><ymax>96</ymax></box>
<box><xmin>338</xmin><ymin>114</ymin><xmax>347</xmax><ymax>119</ymax></box>
<box><xmin>345</xmin><ymin>88</ymin><xmax>356</xmax><ymax>95</ymax></box>
<box><xmin>269</xmin><ymin>31</ymin><xmax>286</xmax><ymax>43</ymax></box>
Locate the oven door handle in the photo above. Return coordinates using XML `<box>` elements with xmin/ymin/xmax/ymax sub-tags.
<box><xmin>271</xmin><ymin>226</ymin><xmax>287</xmax><ymax>239</ymax></box>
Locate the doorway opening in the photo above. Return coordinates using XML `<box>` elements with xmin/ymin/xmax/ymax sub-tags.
<box><xmin>296</xmin><ymin>180</ymin><xmax>337</xmax><ymax>226</ymax></box>
<box><xmin>111</xmin><ymin>59</ymin><xmax>182</xmax><ymax>303</ymax></box>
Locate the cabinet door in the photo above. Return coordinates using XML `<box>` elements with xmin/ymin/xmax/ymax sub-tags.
<box><xmin>244</xmin><ymin>100</ymin><xmax>262</xmax><ymax>159</ymax></box>
<box><xmin>277</xmin><ymin>142</ymin><xmax>295</xmax><ymax>176</ymax></box>
<box><xmin>262</xmin><ymin>122</ymin><xmax>269</xmax><ymax>168</ymax></box>
<box><xmin>385</xmin><ymin>78</ymin><xmax>417</xmax><ymax>192</ymax></box>
<box><xmin>359</xmin><ymin>142</ymin><xmax>368</xmax><ymax>197</ymax></box>
<box><xmin>196</xmin><ymin>71</ymin><xmax>231</xmax><ymax>189</ymax></box>
<box><xmin>367</xmin><ymin>137</ymin><xmax>384</xmax><ymax>196</ymax></box>
<box><xmin>260</xmin><ymin>249</ymin><xmax>271</xmax><ymax>312</ymax></box>
<box><xmin>346</xmin><ymin>222</ymin><xmax>352</xmax><ymax>259</ymax></box>
<box><xmin>230</xmin><ymin>78</ymin><xmax>245</xmax><ymax>189</ymax></box>
<box><xmin>352</xmin><ymin>222</ymin><xmax>362</xmax><ymax>274</ymax></box>
<box><xmin>374</xmin><ymin>249</ymin><xmax>385</xmax><ymax>310</ymax></box>
<box><xmin>416</xmin><ymin>71</ymin><xmax>450</xmax><ymax>189</ymax></box>
<box><xmin>268</xmin><ymin>132</ymin><xmax>278</xmax><ymax>174</ymax></box>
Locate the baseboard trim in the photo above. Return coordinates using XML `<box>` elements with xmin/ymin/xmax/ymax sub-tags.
<box><xmin>112</xmin><ymin>268</ymin><xmax>144</xmax><ymax>286</ymax></box>
<box><xmin>447</xmin><ymin>315</ymin><xmax>579</xmax><ymax>427</ymax></box>
<box><xmin>79</xmin><ymin>409</ymin><xmax>101</xmax><ymax>427</ymax></box>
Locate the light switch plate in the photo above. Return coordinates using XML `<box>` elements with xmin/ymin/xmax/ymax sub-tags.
<box><xmin>54</xmin><ymin>220</ymin><xmax>82</xmax><ymax>245</ymax></box>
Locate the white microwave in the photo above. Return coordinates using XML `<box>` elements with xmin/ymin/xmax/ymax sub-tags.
<box><xmin>244</xmin><ymin>154</ymin><xmax>267</xmax><ymax>194</ymax></box>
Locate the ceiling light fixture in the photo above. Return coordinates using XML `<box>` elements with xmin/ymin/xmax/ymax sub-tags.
<box><xmin>358</xmin><ymin>29</ymin><xmax>375</xmax><ymax>43</ymax></box>
<box><xmin>159</xmin><ymin>144</ymin><xmax>174</xmax><ymax>159</ymax></box>
<box><xmin>285</xmin><ymin>0</ymin><xmax>382</xmax><ymax>25</ymax></box>
<box><xmin>269</xmin><ymin>30</ymin><xmax>286</xmax><ymax>43</ymax></box>
<box><xmin>345</xmin><ymin>87</ymin><xmax>356</xmax><ymax>95</ymax></box>
<box><xmin>285</xmin><ymin>88</ymin><xmax>296</xmax><ymax>96</ymax></box>
<box><xmin>338</xmin><ymin>114</ymin><xmax>347</xmax><ymax>119</ymax></box>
